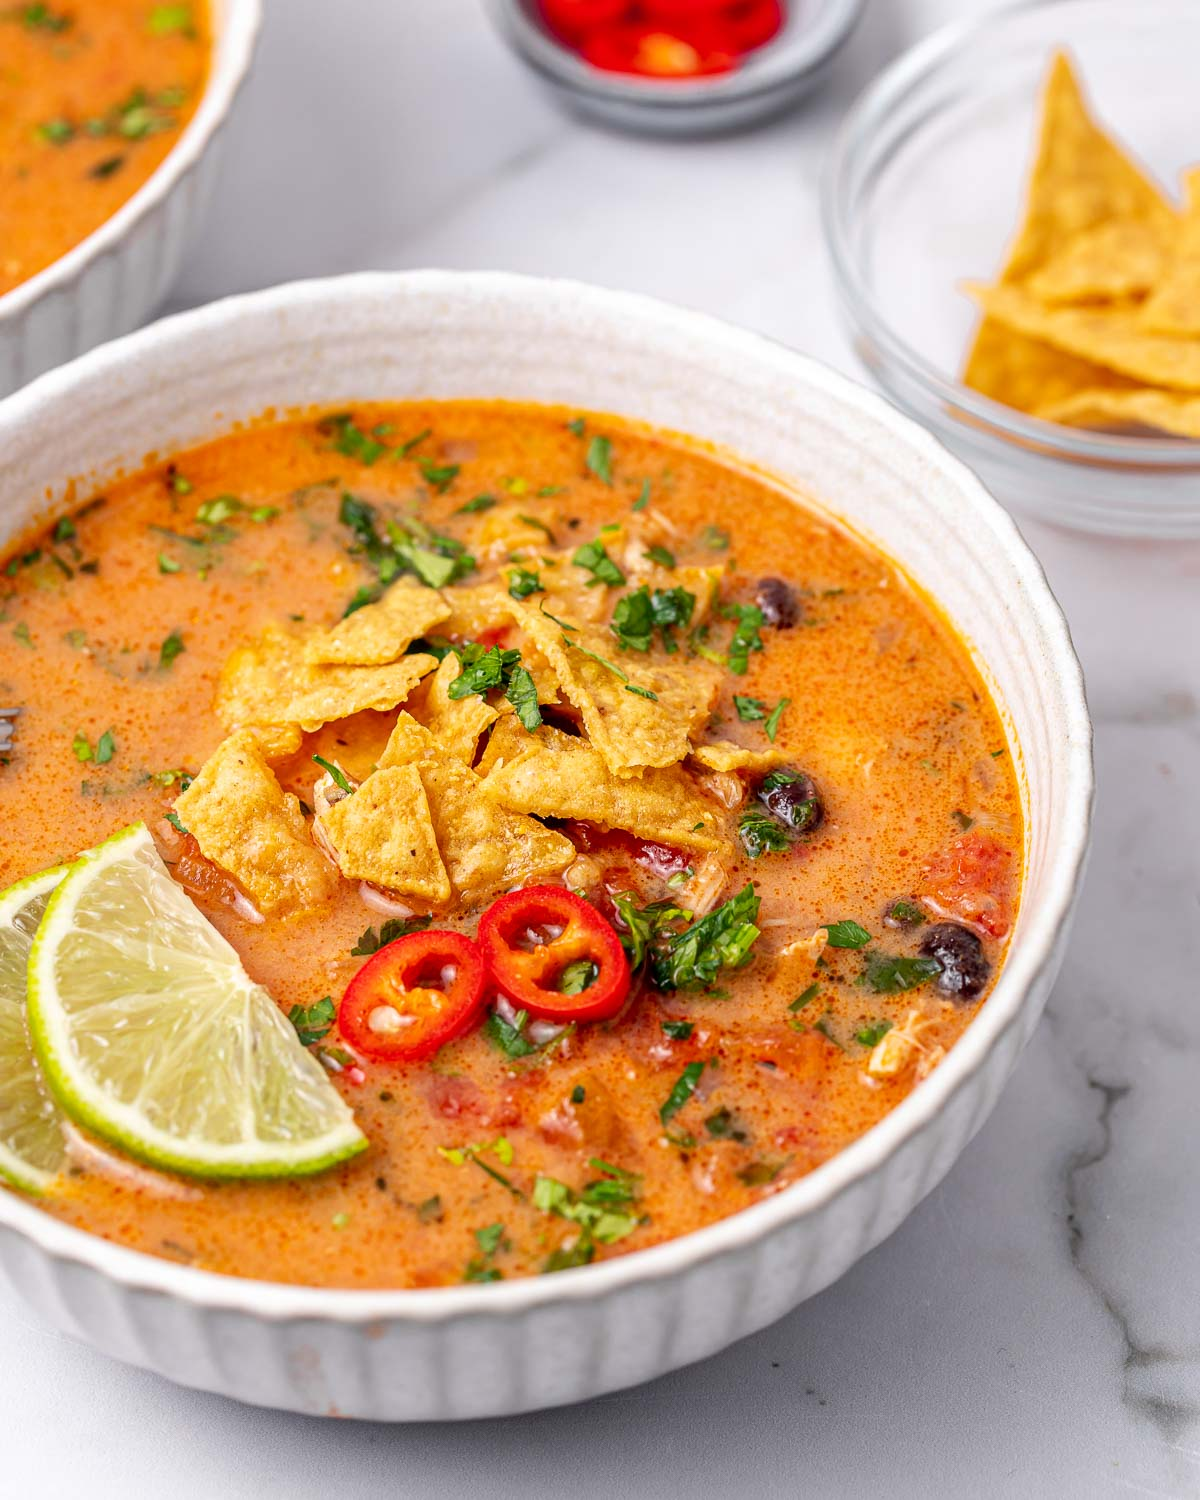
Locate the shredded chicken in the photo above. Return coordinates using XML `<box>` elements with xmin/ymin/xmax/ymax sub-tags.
<box><xmin>867</xmin><ymin>1008</ymin><xmax>946</xmax><ymax>1081</ymax></box>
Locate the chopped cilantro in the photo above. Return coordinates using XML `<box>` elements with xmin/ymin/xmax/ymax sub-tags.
<box><xmin>534</xmin><ymin>1161</ymin><xmax>641</xmax><ymax>1259</ymax></box>
<box><xmin>585</xmin><ymin>435</ymin><xmax>613</xmax><ymax>485</ymax></box>
<box><xmin>73</xmin><ymin>728</ymin><xmax>116</xmax><ymax>765</ymax></box>
<box><xmin>610</xmin><ymin>584</ymin><xmax>695</xmax><ymax>654</ymax></box>
<box><xmin>764</xmin><ymin>697</ymin><xmax>790</xmax><ymax>742</ymax></box>
<box><xmin>195</xmin><ymin>494</ymin><xmax>244</xmax><ymax>526</ymax></box>
<box><xmin>448</xmin><ymin>642</ymin><xmax>521</xmax><ymax>699</ymax></box>
<box><xmin>572</xmin><ymin>537</ymin><xmax>625</xmax><ymax>588</ymax></box>
<box><xmin>721</xmin><ymin>603</ymin><xmax>765</xmax><ymax>674</ymax></box>
<box><xmin>566</xmin><ymin>417</ymin><xmax>587</xmax><ymax>437</ymax></box>
<box><xmin>643</xmin><ymin>545</ymin><xmax>675</xmax><ymax>569</ymax></box>
<box><xmin>610</xmin><ymin>893</ymin><xmax>692</xmax><ymax>972</ymax></box>
<box><xmin>505</xmin><ymin>663</ymin><xmax>543</xmax><ymax>733</ymax></box>
<box><xmin>789</xmin><ymin>983</ymin><xmax>820</xmax><ymax>1013</ymax></box>
<box><xmin>350</xmin><ymin>916</ymin><xmax>432</xmax><ymax>956</ymax></box>
<box><xmin>953</xmin><ymin>809</ymin><xmax>976</xmax><ymax>831</ymax></box>
<box><xmin>17</xmin><ymin>4</ymin><xmax>72</xmax><ymax>31</ymax></box>
<box><xmin>632</xmin><ymin>479</ymin><xmax>651</xmax><ymax>512</ymax></box>
<box><xmin>484</xmin><ymin>1008</ymin><xmax>537</xmax><ymax>1059</ymax></box>
<box><xmin>506</xmin><ymin>566</ymin><xmax>543</xmax><ymax>601</ymax></box>
<box><xmin>312</xmin><ymin>754</ymin><xmax>354</xmax><ymax>795</ymax></box>
<box><xmin>855</xmin><ymin>1021</ymin><xmax>893</xmax><ymax>1047</ymax></box>
<box><xmin>700</xmin><ymin>524</ymin><xmax>730</xmax><ymax>551</ymax></box>
<box><xmin>571</xmin><ymin>1085</ymin><xmax>586</xmax><ymax>1105</ymax></box>
<box><xmin>886</xmin><ymin>899</ymin><xmax>926</xmax><ymax>927</ymax></box>
<box><xmin>164</xmin><ymin>811</ymin><xmax>188</xmax><ymax>836</ymax></box>
<box><xmin>287</xmin><ymin>997</ymin><xmax>335</xmax><ymax>1047</ymax></box>
<box><xmin>704</xmin><ymin>1106</ymin><xmax>748</xmax><ymax>1142</ymax></box>
<box><xmin>417</xmin><ymin>456</ymin><xmax>459</xmax><ymax>494</ymax></box>
<box><xmin>649</xmin><ymin>883</ymin><xmax>761</xmax><ymax>992</ymax></box>
<box><xmin>825</xmin><ymin>919</ymin><xmax>872</xmax><ymax>949</ymax></box>
<box><xmin>158</xmin><ymin>629</ymin><xmax>185</xmax><ymax>670</ymax></box>
<box><xmin>157</xmin><ymin>552</ymin><xmax>181</xmax><ymax>574</ymax></box>
<box><xmin>88</xmin><ymin>156</ymin><xmax>126</xmax><ymax>179</ymax></box>
<box><xmin>456</xmin><ymin>494</ymin><xmax>497</xmax><ymax>515</ymax></box>
<box><xmin>737</xmin><ymin>1157</ymin><xmax>789</xmax><ymax>1187</ymax></box>
<box><xmin>518</xmin><ymin>514</ymin><xmax>556</xmax><ymax>544</ymax></box>
<box><xmin>557</xmin><ymin>959</ymin><xmax>598</xmax><ymax>995</ymax></box>
<box><xmin>738</xmin><ymin>809</ymin><xmax>791</xmax><ymax>859</ymax></box>
<box><xmin>734</xmin><ymin>696</ymin><xmax>766</xmax><ymax>722</ymax></box>
<box><xmin>859</xmin><ymin>952</ymin><xmax>942</xmax><ymax>994</ymax></box>
<box><xmin>660</xmin><ymin>1062</ymin><xmax>705</xmax><ymax>1126</ymax></box>
<box><xmin>661</xmin><ymin>1019</ymin><xmax>694</xmax><ymax>1040</ymax></box>
<box><xmin>148</xmin><ymin>5</ymin><xmax>194</xmax><ymax>36</ymax></box>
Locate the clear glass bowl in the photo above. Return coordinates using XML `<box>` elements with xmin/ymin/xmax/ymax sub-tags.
<box><xmin>822</xmin><ymin>0</ymin><xmax>1200</xmax><ymax>537</ymax></box>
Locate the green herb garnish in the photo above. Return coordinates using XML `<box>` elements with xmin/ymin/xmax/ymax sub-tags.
<box><xmin>288</xmin><ymin>996</ymin><xmax>335</xmax><ymax>1047</ymax></box>
<box><xmin>738</xmin><ymin>809</ymin><xmax>791</xmax><ymax>859</ymax></box>
<box><xmin>659</xmin><ymin>1062</ymin><xmax>705</xmax><ymax>1126</ymax></box>
<box><xmin>824</xmin><ymin>919</ymin><xmax>872</xmax><ymax>950</ymax></box>
<box><xmin>350</xmin><ymin>916</ymin><xmax>432</xmax><ymax>955</ymax></box>
<box><xmin>859</xmin><ymin>952</ymin><xmax>942</xmax><ymax>994</ymax></box>
<box><xmin>158</xmin><ymin>629</ymin><xmax>185</xmax><ymax>670</ymax></box>
<box><xmin>572</xmin><ymin>537</ymin><xmax>625</xmax><ymax>588</ymax></box>
<box><xmin>312</xmin><ymin>755</ymin><xmax>353</xmax><ymax>795</ymax></box>
<box><xmin>585</xmin><ymin>435</ymin><xmax>613</xmax><ymax>485</ymax></box>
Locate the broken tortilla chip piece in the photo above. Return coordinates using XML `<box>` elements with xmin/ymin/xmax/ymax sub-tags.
<box><xmin>688</xmin><ymin>742</ymin><xmax>793</xmax><ymax>775</ymax></box>
<box><xmin>999</xmin><ymin>52</ymin><xmax>1178</xmax><ymax>285</ymax></box>
<box><xmin>175</xmin><ymin>731</ymin><xmax>337</xmax><ymax>916</ymax></box>
<box><xmin>317</xmin><ymin>764</ymin><xmax>451</xmax><ymax>906</ymax></box>
<box><xmin>245</xmin><ymin>724</ymin><xmax>303</xmax><ymax>762</ymax></box>
<box><xmin>511</xmin><ymin>602</ymin><xmax>720</xmax><ymax>777</ymax></box>
<box><xmin>216</xmin><ymin>623</ymin><xmax>437</xmax><ymax>734</ymax></box>
<box><xmin>1140</xmin><ymin>168</ymin><xmax>1200</xmax><ymax>337</ymax></box>
<box><xmin>967</xmin><ymin>282</ymin><xmax>1200</xmax><ymax>391</ymax></box>
<box><xmin>482</xmin><ymin>724</ymin><xmax>728</xmax><ymax>853</ymax></box>
<box><xmin>961</xmin><ymin>318</ymin><xmax>1135</xmax><ymax>415</ymax></box>
<box><xmin>417</xmin><ymin>653</ymin><xmax>500</xmax><ymax>766</ymax></box>
<box><xmin>1026</xmin><ymin>218</ymin><xmax>1168</xmax><ymax>304</ymax></box>
<box><xmin>1034</xmin><ymin>387</ymin><xmax>1200</xmax><ymax>438</ymax></box>
<box><xmin>302</xmin><ymin>579</ymin><xmax>451</xmax><ymax>667</ymax></box>
<box><xmin>376</xmin><ymin>714</ymin><xmax>574</xmax><ymax>901</ymax></box>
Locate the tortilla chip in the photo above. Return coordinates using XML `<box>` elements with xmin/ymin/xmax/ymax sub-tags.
<box><xmin>688</xmin><ymin>742</ymin><xmax>793</xmax><ymax>775</ymax></box>
<box><xmin>511</xmin><ymin>603</ymin><xmax>720</xmax><ymax>777</ymax></box>
<box><xmin>1000</xmin><ymin>52</ymin><xmax>1178</xmax><ymax>285</ymax></box>
<box><xmin>961</xmin><ymin>318</ymin><xmax>1134</xmax><ymax>414</ymax></box>
<box><xmin>468</xmin><ymin>503</ymin><xmax>559</xmax><ymax>561</ymax></box>
<box><xmin>302</xmin><ymin>580</ymin><xmax>451</xmax><ymax>666</ymax></box>
<box><xmin>216</xmin><ymin>624</ymin><xmax>437</xmax><ymax>734</ymax></box>
<box><xmin>963</xmin><ymin>52</ymin><xmax>1178</xmax><ymax>406</ymax></box>
<box><xmin>418</xmin><ymin>652</ymin><xmax>500</xmax><ymax>766</ymax></box>
<box><xmin>968</xmin><ymin>282</ymin><xmax>1200</xmax><ymax>390</ymax></box>
<box><xmin>482</xmin><ymin>724</ymin><xmax>728</xmax><ymax>853</ymax></box>
<box><xmin>1036</xmin><ymin>387</ymin><xmax>1200</xmax><ymax>438</ymax></box>
<box><xmin>176</xmin><ymin>731</ymin><xmax>337</xmax><ymax>915</ymax></box>
<box><xmin>318</xmin><ymin>764</ymin><xmax>450</xmax><ymax>905</ymax></box>
<box><xmin>1027</xmin><ymin>218</ymin><xmax>1168</xmax><ymax>304</ymax></box>
<box><xmin>1141</xmin><ymin>168</ymin><xmax>1200</xmax><ymax>336</ymax></box>
<box><xmin>245</xmin><ymin>724</ymin><xmax>303</xmax><ymax>762</ymax></box>
<box><xmin>474</xmin><ymin>714</ymin><xmax>529</xmax><ymax>780</ymax></box>
<box><xmin>377</xmin><ymin>714</ymin><xmax>574</xmax><ymax>901</ymax></box>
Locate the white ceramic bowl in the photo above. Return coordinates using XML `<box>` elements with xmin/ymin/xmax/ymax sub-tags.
<box><xmin>0</xmin><ymin>0</ymin><xmax>261</xmax><ymax>398</ymax></box>
<box><xmin>0</xmin><ymin>272</ymin><xmax>1093</xmax><ymax>1421</ymax></box>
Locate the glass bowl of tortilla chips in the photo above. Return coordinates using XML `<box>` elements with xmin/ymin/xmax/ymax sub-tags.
<box><xmin>823</xmin><ymin>0</ymin><xmax>1200</xmax><ymax>537</ymax></box>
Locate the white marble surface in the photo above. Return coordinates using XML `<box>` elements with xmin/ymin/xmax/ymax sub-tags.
<box><xmin>4</xmin><ymin>1</ymin><xmax>1200</xmax><ymax>1495</ymax></box>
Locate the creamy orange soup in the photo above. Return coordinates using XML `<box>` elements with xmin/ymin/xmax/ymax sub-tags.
<box><xmin>0</xmin><ymin>403</ymin><xmax>1021</xmax><ymax>1287</ymax></box>
<box><xmin>0</xmin><ymin>1</ymin><xmax>210</xmax><ymax>296</ymax></box>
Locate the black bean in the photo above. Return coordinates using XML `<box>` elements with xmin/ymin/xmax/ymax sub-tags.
<box><xmin>919</xmin><ymin>923</ymin><xmax>990</xmax><ymax>1001</ymax></box>
<box><xmin>757</xmin><ymin>769</ymin><xmax>823</xmax><ymax>834</ymax></box>
<box><xmin>754</xmin><ymin>577</ymin><xmax>800</xmax><ymax>630</ymax></box>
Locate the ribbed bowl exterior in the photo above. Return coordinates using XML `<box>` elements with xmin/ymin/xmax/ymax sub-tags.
<box><xmin>0</xmin><ymin>0</ymin><xmax>259</xmax><ymax>398</ymax></box>
<box><xmin>0</xmin><ymin>272</ymin><xmax>1092</xmax><ymax>1421</ymax></box>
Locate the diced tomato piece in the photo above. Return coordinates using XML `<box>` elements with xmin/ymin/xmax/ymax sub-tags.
<box><xmin>920</xmin><ymin>831</ymin><xmax>1015</xmax><ymax>939</ymax></box>
<box><xmin>478</xmin><ymin>886</ymin><xmax>631</xmax><ymax>1023</ymax></box>
<box><xmin>339</xmin><ymin>930</ymin><xmax>487</xmax><ymax>1062</ymax></box>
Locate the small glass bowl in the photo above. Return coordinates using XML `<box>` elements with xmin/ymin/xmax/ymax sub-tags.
<box><xmin>822</xmin><ymin>0</ymin><xmax>1200</xmax><ymax>538</ymax></box>
<box><xmin>484</xmin><ymin>0</ymin><xmax>864</xmax><ymax>137</ymax></box>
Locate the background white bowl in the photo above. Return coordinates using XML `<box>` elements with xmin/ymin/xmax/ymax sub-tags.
<box><xmin>0</xmin><ymin>0</ymin><xmax>261</xmax><ymax>399</ymax></box>
<box><xmin>0</xmin><ymin>271</ymin><xmax>1092</xmax><ymax>1421</ymax></box>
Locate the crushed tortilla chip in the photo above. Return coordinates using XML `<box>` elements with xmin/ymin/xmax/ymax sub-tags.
<box><xmin>474</xmin><ymin>714</ymin><xmax>529</xmax><ymax>780</ymax></box>
<box><xmin>377</xmin><ymin>714</ymin><xmax>574</xmax><ymax>901</ymax></box>
<box><xmin>1027</xmin><ymin>218</ymin><xmax>1168</xmax><ymax>304</ymax></box>
<box><xmin>1140</xmin><ymin>168</ymin><xmax>1200</xmax><ymax>336</ymax></box>
<box><xmin>468</xmin><ymin>503</ymin><xmax>559</xmax><ymax>562</ymax></box>
<box><xmin>216</xmin><ymin>623</ymin><xmax>437</xmax><ymax>734</ymax></box>
<box><xmin>967</xmin><ymin>282</ymin><xmax>1200</xmax><ymax>391</ymax></box>
<box><xmin>175</xmin><ymin>731</ymin><xmax>337</xmax><ymax>916</ymax></box>
<box><xmin>998</xmin><ymin>52</ymin><xmax>1178</xmax><ymax>285</ymax></box>
<box><xmin>1035</xmin><ymin>387</ymin><xmax>1200</xmax><ymax>438</ymax></box>
<box><xmin>511</xmin><ymin>602</ymin><xmax>720</xmax><ymax>777</ymax></box>
<box><xmin>482</xmin><ymin>724</ymin><xmax>728</xmax><ymax>853</ymax></box>
<box><xmin>302</xmin><ymin>579</ymin><xmax>451</xmax><ymax>666</ymax></box>
<box><xmin>318</xmin><ymin>764</ymin><xmax>450</xmax><ymax>905</ymax></box>
<box><xmin>418</xmin><ymin>652</ymin><xmax>500</xmax><ymax>766</ymax></box>
<box><xmin>688</xmin><ymin>741</ymin><xmax>793</xmax><ymax>775</ymax></box>
<box><xmin>245</xmin><ymin>724</ymin><xmax>303</xmax><ymax>762</ymax></box>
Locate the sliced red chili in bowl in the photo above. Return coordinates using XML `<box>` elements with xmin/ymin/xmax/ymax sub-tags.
<box><xmin>478</xmin><ymin>886</ymin><xmax>631</xmax><ymax>1023</ymax></box>
<box><xmin>338</xmin><ymin>929</ymin><xmax>487</xmax><ymax>1062</ymax></box>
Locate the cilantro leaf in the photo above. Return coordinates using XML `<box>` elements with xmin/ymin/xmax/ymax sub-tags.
<box><xmin>504</xmin><ymin>664</ymin><xmax>543</xmax><ymax>733</ymax></box>
<box><xmin>158</xmin><ymin>628</ymin><xmax>185</xmax><ymax>670</ymax></box>
<box><xmin>643</xmin><ymin>545</ymin><xmax>675</xmax><ymax>569</ymax></box>
<box><xmin>825</xmin><ymin>919</ymin><xmax>872</xmax><ymax>949</ymax></box>
<box><xmin>855</xmin><ymin>1021</ymin><xmax>893</xmax><ymax>1047</ymax></box>
<box><xmin>721</xmin><ymin>603</ymin><xmax>765</xmax><ymax>674</ymax></box>
<box><xmin>764</xmin><ymin>697</ymin><xmax>790</xmax><ymax>742</ymax></box>
<box><xmin>350</xmin><ymin>916</ymin><xmax>431</xmax><ymax>956</ymax></box>
<box><xmin>659</xmin><ymin>1062</ymin><xmax>705</xmax><ymax>1125</ymax></box>
<box><xmin>661</xmin><ymin>1019</ymin><xmax>694</xmax><ymax>1040</ymax></box>
<box><xmin>649</xmin><ymin>883</ymin><xmax>761</xmax><ymax>992</ymax></box>
<box><xmin>585</xmin><ymin>435</ymin><xmax>613</xmax><ymax>485</ymax></box>
<box><xmin>312</xmin><ymin>755</ymin><xmax>354</xmax><ymax>795</ymax></box>
<box><xmin>738</xmin><ymin>809</ymin><xmax>792</xmax><ymax>859</ymax></box>
<box><xmin>557</xmin><ymin>959</ymin><xmax>598</xmax><ymax>995</ymax></box>
<box><xmin>572</xmin><ymin>537</ymin><xmax>625</xmax><ymax>588</ymax></box>
<box><xmin>484</xmin><ymin>1008</ymin><xmax>537</xmax><ymax>1059</ymax></box>
<box><xmin>859</xmin><ymin>952</ymin><xmax>942</xmax><ymax>994</ymax></box>
<box><xmin>734</xmin><ymin>696</ymin><xmax>766</xmax><ymax>722</ymax></box>
<box><xmin>448</xmin><ymin>642</ymin><xmax>522</xmax><ymax>701</ymax></box>
<box><xmin>288</xmin><ymin>996</ymin><xmax>336</xmax><ymax>1047</ymax></box>
<box><xmin>457</xmin><ymin>494</ymin><xmax>496</xmax><ymax>515</ymax></box>
<box><xmin>506</xmin><ymin>566</ymin><xmax>542</xmax><ymax>601</ymax></box>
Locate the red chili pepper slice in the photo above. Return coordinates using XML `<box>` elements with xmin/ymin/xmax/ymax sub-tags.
<box><xmin>477</xmin><ymin>886</ymin><xmax>631</xmax><ymax>1023</ymax></box>
<box><xmin>338</xmin><ymin>929</ymin><xmax>487</xmax><ymax>1062</ymax></box>
<box><xmin>581</xmin><ymin>22</ymin><xmax>738</xmax><ymax>77</ymax></box>
<box><xmin>641</xmin><ymin>0</ymin><xmax>741</xmax><ymax>21</ymax></box>
<box><xmin>539</xmin><ymin>0</ymin><xmax>628</xmax><ymax>41</ymax></box>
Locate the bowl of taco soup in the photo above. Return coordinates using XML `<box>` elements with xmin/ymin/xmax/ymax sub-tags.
<box><xmin>0</xmin><ymin>0</ymin><xmax>260</xmax><ymax>397</ymax></box>
<box><xmin>0</xmin><ymin>271</ymin><xmax>1092</xmax><ymax>1419</ymax></box>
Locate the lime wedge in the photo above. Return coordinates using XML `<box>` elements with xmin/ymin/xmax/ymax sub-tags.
<box><xmin>27</xmin><ymin>823</ymin><xmax>366</xmax><ymax>1179</ymax></box>
<box><xmin>0</xmin><ymin>866</ymin><xmax>69</xmax><ymax>1194</ymax></box>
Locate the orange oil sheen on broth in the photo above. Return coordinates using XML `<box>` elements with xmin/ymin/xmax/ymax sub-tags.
<box><xmin>0</xmin><ymin>402</ymin><xmax>1022</xmax><ymax>1289</ymax></box>
<box><xmin>0</xmin><ymin>0</ymin><xmax>211</xmax><ymax>296</ymax></box>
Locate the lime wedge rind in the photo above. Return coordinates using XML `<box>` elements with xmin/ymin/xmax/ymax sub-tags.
<box><xmin>0</xmin><ymin>865</ymin><xmax>69</xmax><ymax>1195</ymax></box>
<box><xmin>27</xmin><ymin>823</ymin><xmax>366</xmax><ymax>1180</ymax></box>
